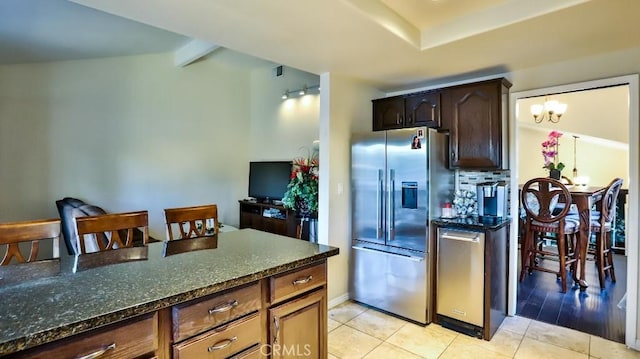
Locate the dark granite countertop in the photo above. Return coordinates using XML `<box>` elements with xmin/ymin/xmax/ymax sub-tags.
<box><xmin>432</xmin><ymin>216</ymin><xmax>511</xmax><ymax>231</ymax></box>
<box><xmin>0</xmin><ymin>229</ymin><xmax>339</xmax><ymax>355</ymax></box>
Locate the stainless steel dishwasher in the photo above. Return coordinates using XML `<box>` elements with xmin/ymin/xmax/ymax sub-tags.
<box><xmin>436</xmin><ymin>227</ymin><xmax>485</xmax><ymax>338</ymax></box>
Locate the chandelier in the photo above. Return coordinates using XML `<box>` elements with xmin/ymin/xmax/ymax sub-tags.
<box><xmin>530</xmin><ymin>98</ymin><xmax>567</xmax><ymax>123</ymax></box>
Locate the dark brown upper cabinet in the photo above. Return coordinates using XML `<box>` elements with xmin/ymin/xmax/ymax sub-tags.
<box><xmin>443</xmin><ymin>78</ymin><xmax>512</xmax><ymax>169</ymax></box>
<box><xmin>372</xmin><ymin>96</ymin><xmax>405</xmax><ymax>131</ymax></box>
<box><xmin>373</xmin><ymin>91</ymin><xmax>441</xmax><ymax>131</ymax></box>
<box><xmin>406</xmin><ymin>91</ymin><xmax>441</xmax><ymax>128</ymax></box>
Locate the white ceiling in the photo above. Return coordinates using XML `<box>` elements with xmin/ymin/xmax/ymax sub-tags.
<box><xmin>3</xmin><ymin>0</ymin><xmax>640</xmax><ymax>91</ymax></box>
<box><xmin>0</xmin><ymin>0</ymin><xmax>189</xmax><ymax>64</ymax></box>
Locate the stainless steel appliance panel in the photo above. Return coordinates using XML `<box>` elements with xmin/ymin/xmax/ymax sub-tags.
<box><xmin>385</xmin><ymin>129</ymin><xmax>428</xmax><ymax>252</ymax></box>
<box><xmin>436</xmin><ymin>228</ymin><xmax>485</xmax><ymax>327</ymax></box>
<box><xmin>351</xmin><ymin>244</ymin><xmax>427</xmax><ymax>323</ymax></box>
<box><xmin>351</xmin><ymin>131</ymin><xmax>387</xmax><ymax>245</ymax></box>
<box><xmin>350</xmin><ymin>128</ymin><xmax>451</xmax><ymax>325</ymax></box>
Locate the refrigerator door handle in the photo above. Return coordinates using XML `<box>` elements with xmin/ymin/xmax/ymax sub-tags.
<box><xmin>352</xmin><ymin>245</ymin><xmax>424</xmax><ymax>262</ymax></box>
<box><xmin>377</xmin><ymin>169</ymin><xmax>383</xmax><ymax>239</ymax></box>
<box><xmin>388</xmin><ymin>169</ymin><xmax>395</xmax><ymax>240</ymax></box>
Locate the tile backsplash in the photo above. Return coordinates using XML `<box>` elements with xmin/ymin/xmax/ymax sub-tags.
<box><xmin>457</xmin><ymin>170</ymin><xmax>511</xmax><ymax>192</ymax></box>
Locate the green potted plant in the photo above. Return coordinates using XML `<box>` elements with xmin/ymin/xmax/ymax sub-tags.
<box><xmin>282</xmin><ymin>153</ymin><xmax>319</xmax><ymax>218</ymax></box>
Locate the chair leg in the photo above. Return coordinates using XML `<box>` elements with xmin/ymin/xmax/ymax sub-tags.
<box><xmin>558</xmin><ymin>231</ymin><xmax>567</xmax><ymax>293</ymax></box>
<box><xmin>596</xmin><ymin>230</ymin><xmax>606</xmax><ymax>289</ymax></box>
<box><xmin>569</xmin><ymin>233</ymin><xmax>578</xmax><ymax>281</ymax></box>
<box><xmin>605</xmin><ymin>231</ymin><xmax>616</xmax><ymax>282</ymax></box>
<box><xmin>520</xmin><ymin>229</ymin><xmax>533</xmax><ymax>281</ymax></box>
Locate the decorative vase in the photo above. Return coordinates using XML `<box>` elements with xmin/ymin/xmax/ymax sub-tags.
<box><xmin>550</xmin><ymin>169</ymin><xmax>561</xmax><ymax>180</ymax></box>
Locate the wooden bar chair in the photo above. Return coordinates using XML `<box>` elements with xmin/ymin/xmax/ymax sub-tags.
<box><xmin>164</xmin><ymin>204</ymin><xmax>219</xmax><ymax>241</ymax></box>
<box><xmin>0</xmin><ymin>218</ymin><xmax>61</xmax><ymax>284</ymax></box>
<box><xmin>520</xmin><ymin>177</ymin><xmax>579</xmax><ymax>293</ymax></box>
<box><xmin>74</xmin><ymin>211</ymin><xmax>149</xmax><ymax>271</ymax></box>
<box><xmin>590</xmin><ymin>178</ymin><xmax>623</xmax><ymax>288</ymax></box>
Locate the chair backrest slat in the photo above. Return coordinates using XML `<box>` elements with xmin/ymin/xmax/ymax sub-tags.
<box><xmin>0</xmin><ymin>219</ymin><xmax>60</xmax><ymax>245</ymax></box>
<box><xmin>164</xmin><ymin>204</ymin><xmax>218</xmax><ymax>241</ymax></box>
<box><xmin>0</xmin><ymin>218</ymin><xmax>61</xmax><ymax>283</ymax></box>
<box><xmin>75</xmin><ymin>211</ymin><xmax>149</xmax><ymax>255</ymax></box>
<box><xmin>600</xmin><ymin>178</ymin><xmax>624</xmax><ymax>225</ymax></box>
<box><xmin>521</xmin><ymin>177</ymin><xmax>572</xmax><ymax>224</ymax></box>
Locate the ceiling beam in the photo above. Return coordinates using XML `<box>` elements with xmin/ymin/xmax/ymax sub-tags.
<box><xmin>420</xmin><ymin>0</ymin><xmax>591</xmax><ymax>50</ymax></box>
<box><xmin>174</xmin><ymin>39</ymin><xmax>219</xmax><ymax>67</ymax></box>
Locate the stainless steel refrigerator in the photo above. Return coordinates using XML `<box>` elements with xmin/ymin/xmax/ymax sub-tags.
<box><xmin>350</xmin><ymin>127</ymin><xmax>452</xmax><ymax>324</ymax></box>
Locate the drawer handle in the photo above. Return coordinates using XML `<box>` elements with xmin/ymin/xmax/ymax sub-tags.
<box><xmin>292</xmin><ymin>275</ymin><xmax>313</xmax><ymax>285</ymax></box>
<box><xmin>208</xmin><ymin>300</ymin><xmax>239</xmax><ymax>314</ymax></box>
<box><xmin>75</xmin><ymin>343</ymin><xmax>116</xmax><ymax>359</ymax></box>
<box><xmin>207</xmin><ymin>336</ymin><xmax>238</xmax><ymax>352</ymax></box>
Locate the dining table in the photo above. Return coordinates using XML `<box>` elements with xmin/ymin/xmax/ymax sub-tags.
<box><xmin>567</xmin><ymin>185</ymin><xmax>607</xmax><ymax>289</ymax></box>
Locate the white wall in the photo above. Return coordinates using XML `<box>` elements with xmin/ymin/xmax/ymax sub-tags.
<box><xmin>517</xmin><ymin>86</ymin><xmax>629</xmax><ymax>143</ymax></box>
<box><xmin>0</xmin><ymin>51</ymin><xmax>272</xmax><ymax>241</ymax></box>
<box><xmin>517</xmin><ymin>85</ymin><xmax>630</xmax><ymax>186</ymax></box>
<box><xmin>319</xmin><ymin>72</ymin><xmax>383</xmax><ymax>304</ymax></box>
<box><xmin>518</xmin><ymin>126</ymin><xmax>629</xmax><ymax>187</ymax></box>
<box><xmin>249</xmin><ymin>66</ymin><xmax>320</xmax><ymax>160</ymax></box>
<box><xmin>0</xmin><ymin>51</ymin><xmax>321</xmax><ymax>243</ymax></box>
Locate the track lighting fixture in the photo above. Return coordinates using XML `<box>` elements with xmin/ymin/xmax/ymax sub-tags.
<box><xmin>280</xmin><ymin>84</ymin><xmax>320</xmax><ymax>100</ymax></box>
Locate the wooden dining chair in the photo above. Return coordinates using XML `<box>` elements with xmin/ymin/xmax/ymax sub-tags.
<box><xmin>164</xmin><ymin>204</ymin><xmax>219</xmax><ymax>241</ymax></box>
<box><xmin>0</xmin><ymin>218</ymin><xmax>61</xmax><ymax>284</ymax></box>
<box><xmin>590</xmin><ymin>178</ymin><xmax>623</xmax><ymax>288</ymax></box>
<box><xmin>74</xmin><ymin>211</ymin><xmax>149</xmax><ymax>271</ymax></box>
<box><xmin>520</xmin><ymin>177</ymin><xmax>579</xmax><ymax>293</ymax></box>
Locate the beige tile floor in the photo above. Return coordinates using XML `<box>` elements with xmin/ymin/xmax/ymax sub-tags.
<box><xmin>328</xmin><ymin>301</ymin><xmax>640</xmax><ymax>359</ymax></box>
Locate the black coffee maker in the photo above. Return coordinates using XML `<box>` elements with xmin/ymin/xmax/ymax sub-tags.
<box><xmin>476</xmin><ymin>181</ymin><xmax>508</xmax><ymax>222</ymax></box>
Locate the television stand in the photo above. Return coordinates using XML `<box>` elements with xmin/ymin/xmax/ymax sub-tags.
<box><xmin>238</xmin><ymin>200</ymin><xmax>305</xmax><ymax>239</ymax></box>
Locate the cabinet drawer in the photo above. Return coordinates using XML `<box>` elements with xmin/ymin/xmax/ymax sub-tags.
<box><xmin>270</xmin><ymin>262</ymin><xmax>326</xmax><ymax>304</ymax></box>
<box><xmin>230</xmin><ymin>344</ymin><xmax>263</xmax><ymax>359</ymax></box>
<box><xmin>173</xmin><ymin>312</ymin><xmax>261</xmax><ymax>359</ymax></box>
<box><xmin>10</xmin><ymin>314</ymin><xmax>157</xmax><ymax>359</ymax></box>
<box><xmin>173</xmin><ymin>281</ymin><xmax>262</xmax><ymax>342</ymax></box>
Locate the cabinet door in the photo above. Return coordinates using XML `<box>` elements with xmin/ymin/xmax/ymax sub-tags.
<box><xmin>373</xmin><ymin>96</ymin><xmax>405</xmax><ymax>131</ymax></box>
<box><xmin>239</xmin><ymin>203</ymin><xmax>261</xmax><ymax>230</ymax></box>
<box><xmin>406</xmin><ymin>91</ymin><xmax>441</xmax><ymax>128</ymax></box>
<box><xmin>268</xmin><ymin>289</ymin><xmax>326</xmax><ymax>359</ymax></box>
<box><xmin>447</xmin><ymin>81</ymin><xmax>503</xmax><ymax>168</ymax></box>
<box><xmin>263</xmin><ymin>218</ymin><xmax>288</xmax><ymax>236</ymax></box>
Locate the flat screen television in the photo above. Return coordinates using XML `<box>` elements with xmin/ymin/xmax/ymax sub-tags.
<box><xmin>248</xmin><ymin>161</ymin><xmax>292</xmax><ymax>203</ymax></box>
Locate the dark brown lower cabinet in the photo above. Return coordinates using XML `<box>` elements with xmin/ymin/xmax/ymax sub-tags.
<box><xmin>239</xmin><ymin>201</ymin><xmax>299</xmax><ymax>238</ymax></box>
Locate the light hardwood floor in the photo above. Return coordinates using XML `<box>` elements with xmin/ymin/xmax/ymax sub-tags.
<box><xmin>328</xmin><ymin>301</ymin><xmax>640</xmax><ymax>359</ymax></box>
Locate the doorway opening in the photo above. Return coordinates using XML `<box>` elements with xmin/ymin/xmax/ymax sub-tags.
<box><xmin>508</xmin><ymin>75</ymin><xmax>639</xmax><ymax>347</ymax></box>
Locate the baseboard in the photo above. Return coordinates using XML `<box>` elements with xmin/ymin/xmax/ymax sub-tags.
<box><xmin>328</xmin><ymin>292</ymin><xmax>350</xmax><ymax>309</ymax></box>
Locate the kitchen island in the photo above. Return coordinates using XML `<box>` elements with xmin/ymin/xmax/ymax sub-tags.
<box><xmin>0</xmin><ymin>229</ymin><xmax>339</xmax><ymax>358</ymax></box>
